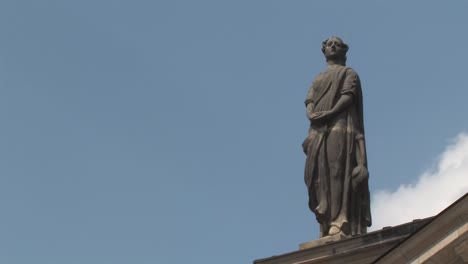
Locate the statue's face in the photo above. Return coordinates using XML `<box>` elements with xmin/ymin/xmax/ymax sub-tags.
<box><xmin>323</xmin><ymin>37</ymin><xmax>346</xmax><ymax>60</ymax></box>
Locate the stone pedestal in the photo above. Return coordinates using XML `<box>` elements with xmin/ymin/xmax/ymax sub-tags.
<box><xmin>253</xmin><ymin>219</ymin><xmax>431</xmax><ymax>264</ymax></box>
<box><xmin>253</xmin><ymin>193</ymin><xmax>468</xmax><ymax>264</ymax></box>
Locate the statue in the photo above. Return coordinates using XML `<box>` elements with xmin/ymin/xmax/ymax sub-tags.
<box><xmin>302</xmin><ymin>37</ymin><xmax>372</xmax><ymax>238</ymax></box>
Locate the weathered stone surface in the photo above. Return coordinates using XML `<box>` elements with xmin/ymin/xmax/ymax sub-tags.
<box><xmin>303</xmin><ymin>37</ymin><xmax>371</xmax><ymax>238</ymax></box>
<box><xmin>374</xmin><ymin>193</ymin><xmax>468</xmax><ymax>264</ymax></box>
<box><xmin>455</xmin><ymin>238</ymin><xmax>468</xmax><ymax>262</ymax></box>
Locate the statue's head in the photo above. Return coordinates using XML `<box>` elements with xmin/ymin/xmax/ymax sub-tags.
<box><xmin>322</xmin><ymin>36</ymin><xmax>348</xmax><ymax>65</ymax></box>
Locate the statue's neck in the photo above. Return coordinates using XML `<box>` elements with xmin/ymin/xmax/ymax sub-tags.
<box><xmin>326</xmin><ymin>59</ymin><xmax>345</xmax><ymax>66</ymax></box>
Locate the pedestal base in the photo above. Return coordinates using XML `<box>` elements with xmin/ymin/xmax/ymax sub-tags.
<box><xmin>254</xmin><ymin>218</ymin><xmax>431</xmax><ymax>264</ymax></box>
<box><xmin>299</xmin><ymin>233</ymin><xmax>347</xmax><ymax>250</ymax></box>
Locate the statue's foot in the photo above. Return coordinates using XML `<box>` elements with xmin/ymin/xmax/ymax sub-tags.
<box><xmin>319</xmin><ymin>223</ymin><xmax>328</xmax><ymax>238</ymax></box>
<box><xmin>328</xmin><ymin>225</ymin><xmax>341</xmax><ymax>236</ymax></box>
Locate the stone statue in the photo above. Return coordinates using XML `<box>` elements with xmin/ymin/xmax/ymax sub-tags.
<box><xmin>302</xmin><ymin>37</ymin><xmax>372</xmax><ymax>238</ymax></box>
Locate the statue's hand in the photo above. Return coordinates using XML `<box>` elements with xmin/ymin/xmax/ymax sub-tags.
<box><xmin>310</xmin><ymin>111</ymin><xmax>332</xmax><ymax>122</ymax></box>
<box><xmin>352</xmin><ymin>165</ymin><xmax>368</xmax><ymax>189</ymax></box>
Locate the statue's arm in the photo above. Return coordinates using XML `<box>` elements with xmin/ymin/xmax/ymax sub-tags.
<box><xmin>327</xmin><ymin>70</ymin><xmax>357</xmax><ymax>117</ymax></box>
<box><xmin>305</xmin><ymin>82</ymin><xmax>315</xmax><ymax>121</ymax></box>
<box><xmin>355</xmin><ymin>135</ymin><xmax>367</xmax><ymax>167</ymax></box>
<box><xmin>311</xmin><ymin>70</ymin><xmax>357</xmax><ymax>122</ymax></box>
<box><xmin>310</xmin><ymin>94</ymin><xmax>353</xmax><ymax>122</ymax></box>
<box><xmin>306</xmin><ymin>101</ymin><xmax>315</xmax><ymax>121</ymax></box>
<box><xmin>303</xmin><ymin>93</ymin><xmax>315</xmax><ymax>155</ymax></box>
<box><xmin>328</xmin><ymin>93</ymin><xmax>353</xmax><ymax>116</ymax></box>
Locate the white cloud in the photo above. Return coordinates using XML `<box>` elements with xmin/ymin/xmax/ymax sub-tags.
<box><xmin>370</xmin><ymin>133</ymin><xmax>468</xmax><ymax>231</ymax></box>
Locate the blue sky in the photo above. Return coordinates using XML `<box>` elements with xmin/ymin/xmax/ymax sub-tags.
<box><xmin>0</xmin><ymin>1</ymin><xmax>467</xmax><ymax>263</ymax></box>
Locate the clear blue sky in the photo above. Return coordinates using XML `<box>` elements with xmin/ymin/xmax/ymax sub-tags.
<box><xmin>0</xmin><ymin>1</ymin><xmax>467</xmax><ymax>263</ymax></box>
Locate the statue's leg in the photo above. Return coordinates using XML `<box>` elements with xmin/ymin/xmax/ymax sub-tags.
<box><xmin>326</xmin><ymin>131</ymin><xmax>348</xmax><ymax>235</ymax></box>
<box><xmin>315</xmin><ymin>139</ymin><xmax>329</xmax><ymax>222</ymax></box>
<box><xmin>308</xmin><ymin>135</ymin><xmax>329</xmax><ymax>223</ymax></box>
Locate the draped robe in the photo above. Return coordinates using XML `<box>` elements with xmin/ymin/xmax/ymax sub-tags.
<box><xmin>303</xmin><ymin>65</ymin><xmax>372</xmax><ymax>237</ymax></box>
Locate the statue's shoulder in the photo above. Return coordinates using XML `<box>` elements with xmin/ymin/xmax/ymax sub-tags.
<box><xmin>344</xmin><ymin>66</ymin><xmax>359</xmax><ymax>75</ymax></box>
<box><xmin>316</xmin><ymin>69</ymin><xmax>328</xmax><ymax>76</ymax></box>
<box><xmin>312</xmin><ymin>70</ymin><xmax>327</xmax><ymax>82</ymax></box>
